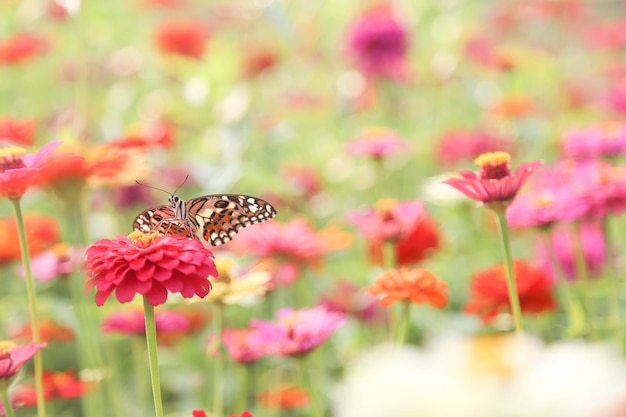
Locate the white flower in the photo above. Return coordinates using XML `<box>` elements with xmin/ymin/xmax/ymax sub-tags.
<box><xmin>334</xmin><ymin>335</ymin><xmax>626</xmax><ymax>417</ymax></box>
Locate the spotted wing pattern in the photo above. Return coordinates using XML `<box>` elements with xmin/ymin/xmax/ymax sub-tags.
<box><xmin>133</xmin><ymin>205</ymin><xmax>198</xmax><ymax>239</ymax></box>
<box><xmin>187</xmin><ymin>194</ymin><xmax>277</xmax><ymax>246</ymax></box>
<box><xmin>132</xmin><ymin>194</ymin><xmax>277</xmax><ymax>246</ymax></box>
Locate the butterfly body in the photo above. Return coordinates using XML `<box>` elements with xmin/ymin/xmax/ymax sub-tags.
<box><xmin>133</xmin><ymin>194</ymin><xmax>277</xmax><ymax>246</ymax></box>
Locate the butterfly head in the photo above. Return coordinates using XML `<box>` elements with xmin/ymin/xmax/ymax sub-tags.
<box><xmin>169</xmin><ymin>195</ymin><xmax>182</xmax><ymax>207</ymax></box>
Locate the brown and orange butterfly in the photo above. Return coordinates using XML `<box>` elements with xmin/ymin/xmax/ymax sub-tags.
<box><xmin>133</xmin><ymin>189</ymin><xmax>277</xmax><ymax>246</ymax></box>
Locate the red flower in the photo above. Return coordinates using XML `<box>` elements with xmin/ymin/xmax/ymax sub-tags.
<box><xmin>444</xmin><ymin>151</ymin><xmax>541</xmax><ymax>208</ymax></box>
<box><xmin>154</xmin><ymin>20</ymin><xmax>209</xmax><ymax>59</ymax></box>
<box><xmin>0</xmin><ymin>341</ymin><xmax>46</xmax><ymax>380</ymax></box>
<box><xmin>85</xmin><ymin>231</ymin><xmax>218</xmax><ymax>306</ymax></box>
<box><xmin>12</xmin><ymin>370</ymin><xmax>88</xmax><ymax>407</ymax></box>
<box><xmin>0</xmin><ymin>141</ymin><xmax>62</xmax><ymax>199</ymax></box>
<box><xmin>242</xmin><ymin>46</ymin><xmax>278</xmax><ymax>78</ymax></box>
<box><xmin>465</xmin><ymin>259</ymin><xmax>557</xmax><ymax>323</ymax></box>
<box><xmin>106</xmin><ymin>121</ymin><xmax>175</xmax><ymax>150</ymax></box>
<box><xmin>0</xmin><ymin>32</ymin><xmax>48</xmax><ymax>65</ymax></box>
<box><xmin>0</xmin><ymin>117</ymin><xmax>36</xmax><ymax>146</ymax></box>
<box><xmin>365</xmin><ymin>268</ymin><xmax>448</xmax><ymax>308</ymax></box>
<box><xmin>0</xmin><ymin>213</ymin><xmax>60</xmax><ymax>265</ymax></box>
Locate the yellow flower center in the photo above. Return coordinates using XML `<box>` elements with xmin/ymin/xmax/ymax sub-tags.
<box><xmin>215</xmin><ymin>258</ymin><xmax>235</xmax><ymax>284</ymax></box>
<box><xmin>51</xmin><ymin>242</ymin><xmax>71</xmax><ymax>259</ymax></box>
<box><xmin>375</xmin><ymin>198</ymin><xmax>398</xmax><ymax>214</ymax></box>
<box><xmin>599</xmin><ymin>122</ymin><xmax>620</xmax><ymax>138</ymax></box>
<box><xmin>474</xmin><ymin>151</ymin><xmax>512</xmax><ymax>180</ymax></box>
<box><xmin>0</xmin><ymin>341</ymin><xmax>16</xmax><ymax>356</ymax></box>
<box><xmin>0</xmin><ymin>147</ymin><xmax>27</xmax><ymax>173</ymax></box>
<box><xmin>533</xmin><ymin>191</ymin><xmax>555</xmax><ymax>208</ymax></box>
<box><xmin>362</xmin><ymin>126</ymin><xmax>392</xmax><ymax>139</ymax></box>
<box><xmin>128</xmin><ymin>230</ymin><xmax>163</xmax><ymax>248</ymax></box>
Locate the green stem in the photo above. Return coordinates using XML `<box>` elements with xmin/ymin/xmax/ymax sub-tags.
<box><xmin>396</xmin><ymin>300</ymin><xmax>411</xmax><ymax>344</ymax></box>
<box><xmin>298</xmin><ymin>356</ymin><xmax>323</xmax><ymax>417</ymax></box>
<box><xmin>382</xmin><ymin>241</ymin><xmax>396</xmax><ymax>271</ymax></box>
<box><xmin>212</xmin><ymin>304</ymin><xmax>225</xmax><ymax>417</ymax></box>
<box><xmin>602</xmin><ymin>218</ymin><xmax>622</xmax><ymax>345</ymax></box>
<box><xmin>142</xmin><ymin>298</ymin><xmax>164</xmax><ymax>417</ymax></box>
<box><xmin>494</xmin><ymin>209</ymin><xmax>524</xmax><ymax>334</ymax></box>
<box><xmin>1</xmin><ymin>387</ymin><xmax>15</xmax><ymax>417</ymax></box>
<box><xmin>571</xmin><ymin>221</ymin><xmax>595</xmax><ymax>339</ymax></box>
<box><xmin>10</xmin><ymin>198</ymin><xmax>46</xmax><ymax>417</ymax></box>
<box><xmin>235</xmin><ymin>363</ymin><xmax>249</xmax><ymax>413</ymax></box>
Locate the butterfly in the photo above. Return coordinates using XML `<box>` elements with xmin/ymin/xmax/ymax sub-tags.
<box><xmin>133</xmin><ymin>194</ymin><xmax>277</xmax><ymax>246</ymax></box>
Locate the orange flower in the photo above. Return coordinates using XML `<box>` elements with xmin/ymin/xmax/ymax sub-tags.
<box><xmin>10</xmin><ymin>319</ymin><xmax>74</xmax><ymax>343</ymax></box>
<box><xmin>259</xmin><ymin>385</ymin><xmax>309</xmax><ymax>409</ymax></box>
<box><xmin>365</xmin><ymin>268</ymin><xmax>448</xmax><ymax>308</ymax></box>
<box><xmin>0</xmin><ymin>214</ymin><xmax>60</xmax><ymax>265</ymax></box>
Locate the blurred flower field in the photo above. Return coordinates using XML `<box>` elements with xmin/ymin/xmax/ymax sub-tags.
<box><xmin>2</xmin><ymin>0</ymin><xmax>626</xmax><ymax>416</ymax></box>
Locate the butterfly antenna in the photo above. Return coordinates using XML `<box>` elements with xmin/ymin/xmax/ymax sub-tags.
<box><xmin>135</xmin><ymin>180</ymin><xmax>172</xmax><ymax>196</ymax></box>
<box><xmin>172</xmin><ymin>175</ymin><xmax>189</xmax><ymax>196</ymax></box>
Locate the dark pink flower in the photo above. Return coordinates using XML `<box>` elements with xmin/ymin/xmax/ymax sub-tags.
<box><xmin>102</xmin><ymin>308</ymin><xmax>188</xmax><ymax>335</ymax></box>
<box><xmin>444</xmin><ymin>151</ymin><xmax>541</xmax><ymax>207</ymax></box>
<box><xmin>85</xmin><ymin>231</ymin><xmax>218</xmax><ymax>306</ymax></box>
<box><xmin>563</xmin><ymin>122</ymin><xmax>626</xmax><ymax>160</ymax></box>
<box><xmin>345</xmin><ymin>6</ymin><xmax>409</xmax><ymax>80</ymax></box>
<box><xmin>585</xmin><ymin>19</ymin><xmax>626</xmax><ymax>50</ymax></box>
<box><xmin>436</xmin><ymin>129</ymin><xmax>512</xmax><ymax>166</ymax></box>
<box><xmin>570</xmin><ymin>160</ymin><xmax>626</xmax><ymax>219</ymax></box>
<box><xmin>0</xmin><ymin>341</ymin><xmax>46</xmax><ymax>380</ymax></box>
<box><xmin>221</xmin><ymin>328</ymin><xmax>269</xmax><ymax>362</ymax></box>
<box><xmin>607</xmin><ymin>77</ymin><xmax>626</xmax><ymax>115</ymax></box>
<box><xmin>346</xmin><ymin>127</ymin><xmax>410</xmax><ymax>158</ymax></box>
<box><xmin>248</xmin><ymin>306</ymin><xmax>345</xmax><ymax>356</ymax></box>
<box><xmin>0</xmin><ymin>141</ymin><xmax>62</xmax><ymax>199</ymax></box>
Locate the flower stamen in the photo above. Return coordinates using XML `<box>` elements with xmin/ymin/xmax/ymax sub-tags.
<box><xmin>128</xmin><ymin>230</ymin><xmax>163</xmax><ymax>248</ymax></box>
<box><xmin>0</xmin><ymin>147</ymin><xmax>27</xmax><ymax>172</ymax></box>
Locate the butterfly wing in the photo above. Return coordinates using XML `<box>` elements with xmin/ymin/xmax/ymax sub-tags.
<box><xmin>186</xmin><ymin>194</ymin><xmax>277</xmax><ymax>246</ymax></box>
<box><xmin>132</xmin><ymin>205</ymin><xmax>198</xmax><ymax>239</ymax></box>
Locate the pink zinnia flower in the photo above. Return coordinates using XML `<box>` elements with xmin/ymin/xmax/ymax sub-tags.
<box><xmin>0</xmin><ymin>341</ymin><xmax>46</xmax><ymax>380</ymax></box>
<box><xmin>221</xmin><ymin>328</ymin><xmax>269</xmax><ymax>362</ymax></box>
<box><xmin>222</xmin><ymin>219</ymin><xmax>326</xmax><ymax>288</ymax></box>
<box><xmin>346</xmin><ymin>127</ymin><xmax>410</xmax><ymax>159</ymax></box>
<box><xmin>102</xmin><ymin>308</ymin><xmax>189</xmax><ymax>336</ymax></box>
<box><xmin>154</xmin><ymin>20</ymin><xmax>208</xmax><ymax>59</ymax></box>
<box><xmin>347</xmin><ymin>199</ymin><xmax>424</xmax><ymax>243</ymax></box>
<box><xmin>345</xmin><ymin>6</ymin><xmax>409</xmax><ymax>80</ymax></box>
<box><xmin>249</xmin><ymin>306</ymin><xmax>345</xmax><ymax>356</ymax></box>
<box><xmin>192</xmin><ymin>410</ymin><xmax>252</xmax><ymax>417</ymax></box>
<box><xmin>320</xmin><ymin>281</ymin><xmax>386</xmax><ymax>324</ymax></box>
<box><xmin>0</xmin><ymin>141</ymin><xmax>62</xmax><ymax>199</ymax></box>
<box><xmin>436</xmin><ymin>129</ymin><xmax>512</xmax><ymax>166</ymax></box>
<box><xmin>538</xmin><ymin>221</ymin><xmax>607</xmax><ymax>281</ymax></box>
<box><xmin>568</xmin><ymin>160</ymin><xmax>626</xmax><ymax>219</ymax></box>
<box><xmin>563</xmin><ymin>122</ymin><xmax>626</xmax><ymax>160</ymax></box>
<box><xmin>0</xmin><ymin>117</ymin><xmax>36</xmax><ymax>146</ymax></box>
<box><xmin>85</xmin><ymin>231</ymin><xmax>218</xmax><ymax>306</ymax></box>
<box><xmin>444</xmin><ymin>151</ymin><xmax>541</xmax><ymax>208</ymax></box>
<box><xmin>19</xmin><ymin>243</ymin><xmax>78</xmax><ymax>282</ymax></box>
<box><xmin>607</xmin><ymin>77</ymin><xmax>626</xmax><ymax>115</ymax></box>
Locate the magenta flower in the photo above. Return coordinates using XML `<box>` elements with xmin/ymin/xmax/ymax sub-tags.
<box><xmin>85</xmin><ymin>231</ymin><xmax>218</xmax><ymax>306</ymax></box>
<box><xmin>563</xmin><ymin>122</ymin><xmax>626</xmax><ymax>160</ymax></box>
<box><xmin>443</xmin><ymin>151</ymin><xmax>541</xmax><ymax>207</ymax></box>
<box><xmin>345</xmin><ymin>6</ymin><xmax>409</xmax><ymax>80</ymax></box>
<box><xmin>538</xmin><ymin>221</ymin><xmax>607</xmax><ymax>281</ymax></box>
<box><xmin>319</xmin><ymin>281</ymin><xmax>386</xmax><ymax>325</ymax></box>
<box><xmin>346</xmin><ymin>127</ymin><xmax>410</xmax><ymax>159</ymax></box>
<box><xmin>572</xmin><ymin>160</ymin><xmax>626</xmax><ymax>219</ymax></box>
<box><xmin>221</xmin><ymin>328</ymin><xmax>269</xmax><ymax>363</ymax></box>
<box><xmin>248</xmin><ymin>306</ymin><xmax>345</xmax><ymax>356</ymax></box>
<box><xmin>607</xmin><ymin>77</ymin><xmax>626</xmax><ymax>115</ymax></box>
<box><xmin>346</xmin><ymin>199</ymin><xmax>424</xmax><ymax>243</ymax></box>
<box><xmin>0</xmin><ymin>341</ymin><xmax>46</xmax><ymax>381</ymax></box>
